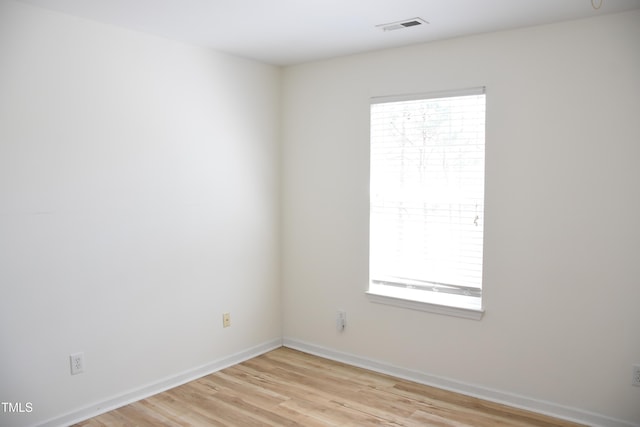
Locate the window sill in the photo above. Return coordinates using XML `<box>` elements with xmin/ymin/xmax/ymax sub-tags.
<box><xmin>366</xmin><ymin>286</ymin><xmax>484</xmax><ymax>320</ymax></box>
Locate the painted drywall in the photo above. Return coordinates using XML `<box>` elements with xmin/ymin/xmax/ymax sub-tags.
<box><xmin>0</xmin><ymin>1</ymin><xmax>281</xmax><ymax>425</ymax></box>
<box><xmin>281</xmin><ymin>10</ymin><xmax>640</xmax><ymax>426</ymax></box>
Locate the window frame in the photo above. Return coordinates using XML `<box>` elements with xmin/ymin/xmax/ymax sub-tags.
<box><xmin>367</xmin><ymin>87</ymin><xmax>486</xmax><ymax>320</ymax></box>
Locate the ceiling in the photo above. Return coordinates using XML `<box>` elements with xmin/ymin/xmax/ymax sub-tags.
<box><xmin>16</xmin><ymin>0</ymin><xmax>640</xmax><ymax>65</ymax></box>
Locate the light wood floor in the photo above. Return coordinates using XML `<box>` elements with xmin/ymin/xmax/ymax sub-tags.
<box><xmin>75</xmin><ymin>347</ymin><xmax>584</xmax><ymax>426</ymax></box>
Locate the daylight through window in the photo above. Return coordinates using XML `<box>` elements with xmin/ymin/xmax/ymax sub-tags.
<box><xmin>368</xmin><ymin>88</ymin><xmax>486</xmax><ymax>316</ymax></box>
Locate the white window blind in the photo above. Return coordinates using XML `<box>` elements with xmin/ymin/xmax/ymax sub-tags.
<box><xmin>369</xmin><ymin>88</ymin><xmax>486</xmax><ymax>310</ymax></box>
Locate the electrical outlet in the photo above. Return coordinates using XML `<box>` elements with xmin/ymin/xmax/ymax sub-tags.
<box><xmin>632</xmin><ymin>365</ymin><xmax>640</xmax><ymax>387</ymax></box>
<box><xmin>336</xmin><ymin>310</ymin><xmax>346</xmax><ymax>332</ymax></box>
<box><xmin>70</xmin><ymin>352</ymin><xmax>84</xmax><ymax>375</ymax></box>
<box><xmin>222</xmin><ymin>312</ymin><xmax>231</xmax><ymax>328</ymax></box>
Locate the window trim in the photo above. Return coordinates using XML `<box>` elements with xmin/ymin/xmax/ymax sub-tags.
<box><xmin>365</xmin><ymin>289</ymin><xmax>485</xmax><ymax>320</ymax></box>
<box><xmin>370</xmin><ymin>86</ymin><xmax>486</xmax><ymax>105</ymax></box>
<box><xmin>367</xmin><ymin>87</ymin><xmax>486</xmax><ymax>320</ymax></box>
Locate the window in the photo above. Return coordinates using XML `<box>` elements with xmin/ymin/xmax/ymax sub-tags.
<box><xmin>367</xmin><ymin>88</ymin><xmax>486</xmax><ymax>319</ymax></box>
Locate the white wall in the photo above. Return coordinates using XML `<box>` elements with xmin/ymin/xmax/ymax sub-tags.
<box><xmin>0</xmin><ymin>1</ymin><xmax>281</xmax><ymax>426</ymax></box>
<box><xmin>282</xmin><ymin>10</ymin><xmax>640</xmax><ymax>426</ymax></box>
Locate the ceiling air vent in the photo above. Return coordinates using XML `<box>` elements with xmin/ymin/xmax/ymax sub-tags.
<box><xmin>376</xmin><ymin>17</ymin><xmax>428</xmax><ymax>32</ymax></box>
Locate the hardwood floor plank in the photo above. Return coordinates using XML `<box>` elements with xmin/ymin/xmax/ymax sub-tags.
<box><xmin>74</xmin><ymin>347</ymin><xmax>585</xmax><ymax>427</ymax></box>
<box><xmin>205</xmin><ymin>372</ymin><xmax>290</xmax><ymax>407</ymax></box>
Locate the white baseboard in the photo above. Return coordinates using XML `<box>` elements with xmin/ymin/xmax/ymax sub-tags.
<box><xmin>283</xmin><ymin>337</ymin><xmax>635</xmax><ymax>427</ymax></box>
<box><xmin>39</xmin><ymin>338</ymin><xmax>283</xmax><ymax>427</ymax></box>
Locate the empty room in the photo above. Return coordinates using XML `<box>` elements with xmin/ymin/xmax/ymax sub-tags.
<box><xmin>1</xmin><ymin>0</ymin><xmax>639</xmax><ymax>426</ymax></box>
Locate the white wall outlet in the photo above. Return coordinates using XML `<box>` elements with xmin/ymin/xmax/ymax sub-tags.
<box><xmin>632</xmin><ymin>365</ymin><xmax>640</xmax><ymax>387</ymax></box>
<box><xmin>70</xmin><ymin>352</ymin><xmax>84</xmax><ymax>375</ymax></box>
<box><xmin>336</xmin><ymin>310</ymin><xmax>346</xmax><ymax>332</ymax></box>
<box><xmin>222</xmin><ymin>312</ymin><xmax>231</xmax><ymax>328</ymax></box>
